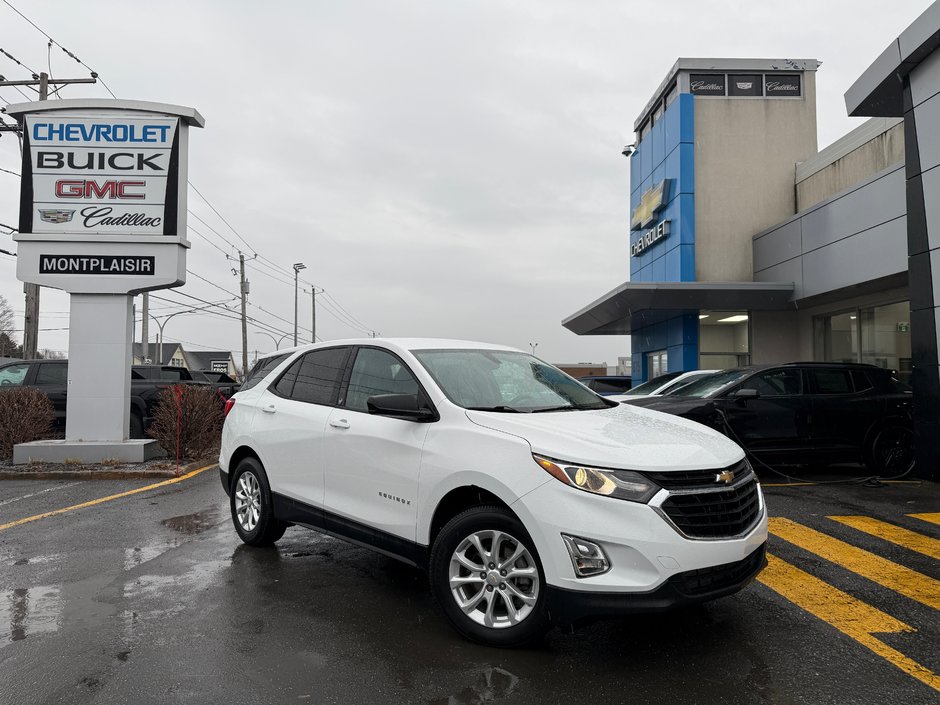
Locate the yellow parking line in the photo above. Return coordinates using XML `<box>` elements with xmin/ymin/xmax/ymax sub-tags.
<box><xmin>758</xmin><ymin>553</ymin><xmax>939</xmax><ymax>692</ymax></box>
<box><xmin>768</xmin><ymin>518</ymin><xmax>940</xmax><ymax>610</ymax></box>
<box><xmin>828</xmin><ymin>516</ymin><xmax>940</xmax><ymax>560</ymax></box>
<box><xmin>0</xmin><ymin>464</ymin><xmax>215</xmax><ymax>533</ymax></box>
<box><xmin>909</xmin><ymin>513</ymin><xmax>940</xmax><ymax>527</ymax></box>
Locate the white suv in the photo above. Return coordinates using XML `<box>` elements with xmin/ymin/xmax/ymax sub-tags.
<box><xmin>220</xmin><ymin>339</ymin><xmax>767</xmax><ymax>646</ymax></box>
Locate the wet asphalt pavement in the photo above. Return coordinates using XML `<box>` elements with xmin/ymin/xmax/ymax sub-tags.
<box><xmin>0</xmin><ymin>468</ymin><xmax>937</xmax><ymax>705</ymax></box>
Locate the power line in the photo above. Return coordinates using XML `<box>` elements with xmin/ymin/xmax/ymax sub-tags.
<box><xmin>0</xmin><ymin>46</ymin><xmax>36</xmax><ymax>75</ymax></box>
<box><xmin>188</xmin><ymin>182</ymin><xmax>256</xmax><ymax>255</ymax></box>
<box><xmin>1</xmin><ymin>0</ymin><xmax>116</xmax><ymax>97</ymax></box>
<box><xmin>0</xmin><ymin>165</ymin><xmax>18</xmax><ymax>177</ymax></box>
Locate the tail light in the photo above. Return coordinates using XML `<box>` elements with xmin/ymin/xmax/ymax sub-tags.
<box><xmin>223</xmin><ymin>398</ymin><xmax>236</xmax><ymax>417</ymax></box>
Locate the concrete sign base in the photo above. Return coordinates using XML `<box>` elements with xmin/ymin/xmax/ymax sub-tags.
<box><xmin>13</xmin><ymin>439</ymin><xmax>164</xmax><ymax>465</ymax></box>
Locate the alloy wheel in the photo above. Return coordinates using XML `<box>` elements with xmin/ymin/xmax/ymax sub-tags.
<box><xmin>448</xmin><ymin>530</ymin><xmax>540</xmax><ymax>629</ymax></box>
<box><xmin>234</xmin><ymin>471</ymin><xmax>262</xmax><ymax>532</ymax></box>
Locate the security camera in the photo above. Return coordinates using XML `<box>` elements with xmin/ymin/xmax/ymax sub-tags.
<box><xmin>621</xmin><ymin>144</ymin><xmax>636</xmax><ymax>156</ymax></box>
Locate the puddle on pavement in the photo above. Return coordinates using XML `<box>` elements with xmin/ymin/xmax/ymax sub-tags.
<box><xmin>0</xmin><ymin>585</ymin><xmax>62</xmax><ymax>645</ymax></box>
<box><xmin>123</xmin><ymin>542</ymin><xmax>180</xmax><ymax>572</ymax></box>
<box><xmin>430</xmin><ymin>666</ymin><xmax>519</xmax><ymax>705</ymax></box>
<box><xmin>9</xmin><ymin>554</ymin><xmax>62</xmax><ymax>567</ymax></box>
<box><xmin>160</xmin><ymin>508</ymin><xmax>222</xmax><ymax>535</ymax></box>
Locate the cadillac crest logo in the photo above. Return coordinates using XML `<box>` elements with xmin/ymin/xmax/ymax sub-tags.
<box><xmin>38</xmin><ymin>209</ymin><xmax>75</xmax><ymax>224</ymax></box>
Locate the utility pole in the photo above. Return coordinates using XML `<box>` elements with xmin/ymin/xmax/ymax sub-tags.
<box><xmin>310</xmin><ymin>288</ymin><xmax>316</xmax><ymax>343</ymax></box>
<box><xmin>1</xmin><ymin>71</ymin><xmax>97</xmax><ymax>359</ymax></box>
<box><xmin>239</xmin><ymin>253</ymin><xmax>249</xmax><ymax>381</ymax></box>
<box><xmin>141</xmin><ymin>293</ymin><xmax>149</xmax><ymax>362</ymax></box>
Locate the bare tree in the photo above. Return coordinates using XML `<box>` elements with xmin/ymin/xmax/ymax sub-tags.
<box><xmin>0</xmin><ymin>294</ymin><xmax>16</xmax><ymax>359</ymax></box>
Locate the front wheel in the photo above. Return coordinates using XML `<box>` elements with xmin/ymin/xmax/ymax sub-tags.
<box><xmin>429</xmin><ymin>506</ymin><xmax>550</xmax><ymax>647</ymax></box>
<box><xmin>230</xmin><ymin>458</ymin><xmax>287</xmax><ymax>546</ymax></box>
<box><xmin>866</xmin><ymin>425</ymin><xmax>914</xmax><ymax>475</ymax></box>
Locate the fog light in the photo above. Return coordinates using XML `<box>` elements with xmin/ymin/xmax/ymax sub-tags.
<box><xmin>561</xmin><ymin>534</ymin><xmax>610</xmax><ymax>577</ymax></box>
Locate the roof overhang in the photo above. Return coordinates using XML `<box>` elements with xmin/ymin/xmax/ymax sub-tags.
<box><xmin>845</xmin><ymin>1</ymin><xmax>940</xmax><ymax>117</ymax></box>
<box><xmin>562</xmin><ymin>281</ymin><xmax>796</xmax><ymax>336</ymax></box>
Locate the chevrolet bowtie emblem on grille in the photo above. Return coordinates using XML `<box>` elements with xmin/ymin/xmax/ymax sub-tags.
<box><xmin>715</xmin><ymin>470</ymin><xmax>735</xmax><ymax>484</ymax></box>
<box><xmin>630</xmin><ymin>180</ymin><xmax>670</xmax><ymax>230</ymax></box>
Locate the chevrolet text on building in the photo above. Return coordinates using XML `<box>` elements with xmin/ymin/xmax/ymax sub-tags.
<box><xmin>631</xmin><ymin>220</ymin><xmax>670</xmax><ymax>257</ymax></box>
<box><xmin>5</xmin><ymin>99</ymin><xmax>204</xmax><ymax>464</ymax></box>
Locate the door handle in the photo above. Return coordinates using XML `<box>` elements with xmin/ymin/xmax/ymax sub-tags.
<box><xmin>329</xmin><ymin>418</ymin><xmax>350</xmax><ymax>429</ymax></box>
<box><xmin>262</xmin><ymin>404</ymin><xmax>276</xmax><ymax>414</ymax></box>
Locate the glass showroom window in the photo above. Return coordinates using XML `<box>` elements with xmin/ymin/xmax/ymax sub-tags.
<box><xmin>699</xmin><ymin>311</ymin><xmax>750</xmax><ymax>369</ymax></box>
<box><xmin>647</xmin><ymin>350</ymin><xmax>668</xmax><ymax>378</ymax></box>
<box><xmin>814</xmin><ymin>301</ymin><xmax>911</xmax><ymax>384</ymax></box>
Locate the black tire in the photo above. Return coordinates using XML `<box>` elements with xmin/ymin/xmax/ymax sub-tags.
<box><xmin>229</xmin><ymin>457</ymin><xmax>287</xmax><ymax>546</ymax></box>
<box><xmin>128</xmin><ymin>412</ymin><xmax>144</xmax><ymax>439</ymax></box>
<box><xmin>429</xmin><ymin>505</ymin><xmax>550</xmax><ymax>647</ymax></box>
<box><xmin>865</xmin><ymin>425</ymin><xmax>914</xmax><ymax>475</ymax></box>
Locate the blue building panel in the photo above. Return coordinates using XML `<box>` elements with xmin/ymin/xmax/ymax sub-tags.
<box><xmin>628</xmin><ymin>91</ymin><xmax>698</xmax><ymax>383</ymax></box>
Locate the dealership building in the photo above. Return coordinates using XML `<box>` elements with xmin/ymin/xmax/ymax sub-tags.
<box><xmin>563</xmin><ymin>2</ymin><xmax>940</xmax><ymax>476</ymax></box>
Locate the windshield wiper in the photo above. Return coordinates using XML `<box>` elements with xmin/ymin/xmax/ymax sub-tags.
<box><xmin>531</xmin><ymin>403</ymin><xmax>605</xmax><ymax>413</ymax></box>
<box><xmin>466</xmin><ymin>405</ymin><xmax>526</xmax><ymax>413</ymax></box>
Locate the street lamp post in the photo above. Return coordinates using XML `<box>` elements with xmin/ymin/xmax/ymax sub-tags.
<box><xmin>146</xmin><ymin>300</ymin><xmax>232</xmax><ymax>363</ymax></box>
<box><xmin>255</xmin><ymin>331</ymin><xmax>291</xmax><ymax>350</ymax></box>
<box><xmin>293</xmin><ymin>262</ymin><xmax>306</xmax><ymax>346</ymax></box>
<box><xmin>529</xmin><ymin>342</ymin><xmax>538</xmax><ymax>356</ymax></box>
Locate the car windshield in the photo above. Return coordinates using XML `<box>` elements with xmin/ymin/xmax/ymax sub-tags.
<box><xmin>623</xmin><ymin>371</ymin><xmax>684</xmax><ymax>395</ymax></box>
<box><xmin>667</xmin><ymin>368</ymin><xmax>753</xmax><ymax>398</ymax></box>
<box><xmin>413</xmin><ymin>348</ymin><xmax>609</xmax><ymax>412</ymax></box>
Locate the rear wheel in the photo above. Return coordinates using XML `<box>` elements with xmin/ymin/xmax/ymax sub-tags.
<box><xmin>866</xmin><ymin>425</ymin><xmax>914</xmax><ymax>475</ymax></box>
<box><xmin>128</xmin><ymin>412</ymin><xmax>144</xmax><ymax>439</ymax></box>
<box><xmin>429</xmin><ymin>506</ymin><xmax>550</xmax><ymax>647</ymax></box>
<box><xmin>230</xmin><ymin>458</ymin><xmax>287</xmax><ymax>546</ymax></box>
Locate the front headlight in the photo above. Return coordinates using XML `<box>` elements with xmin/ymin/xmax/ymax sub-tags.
<box><xmin>533</xmin><ymin>454</ymin><xmax>660</xmax><ymax>503</ymax></box>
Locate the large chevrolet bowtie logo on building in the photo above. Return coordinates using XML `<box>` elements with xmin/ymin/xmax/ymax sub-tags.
<box><xmin>631</xmin><ymin>180</ymin><xmax>670</xmax><ymax>230</ymax></box>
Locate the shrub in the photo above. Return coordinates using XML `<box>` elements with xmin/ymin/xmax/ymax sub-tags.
<box><xmin>147</xmin><ymin>385</ymin><xmax>224</xmax><ymax>462</ymax></box>
<box><xmin>0</xmin><ymin>387</ymin><xmax>54</xmax><ymax>459</ymax></box>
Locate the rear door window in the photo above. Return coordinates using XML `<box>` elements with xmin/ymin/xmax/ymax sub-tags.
<box><xmin>35</xmin><ymin>363</ymin><xmax>68</xmax><ymax>385</ymax></box>
<box><xmin>277</xmin><ymin>347</ymin><xmax>350</xmax><ymax>406</ymax></box>
<box><xmin>809</xmin><ymin>368</ymin><xmax>854</xmax><ymax>395</ymax></box>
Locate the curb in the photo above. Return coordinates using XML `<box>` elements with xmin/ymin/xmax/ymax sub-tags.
<box><xmin>0</xmin><ymin>459</ymin><xmax>216</xmax><ymax>481</ymax></box>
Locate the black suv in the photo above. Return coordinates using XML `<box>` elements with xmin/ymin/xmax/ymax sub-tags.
<box><xmin>0</xmin><ymin>359</ymin><xmax>211</xmax><ymax>437</ymax></box>
<box><xmin>623</xmin><ymin>363</ymin><xmax>913</xmax><ymax>473</ymax></box>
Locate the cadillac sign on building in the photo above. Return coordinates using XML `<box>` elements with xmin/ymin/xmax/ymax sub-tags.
<box><xmin>4</xmin><ymin>99</ymin><xmax>204</xmax><ymax>463</ymax></box>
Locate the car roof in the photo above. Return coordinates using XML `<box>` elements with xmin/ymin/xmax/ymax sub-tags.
<box><xmin>255</xmin><ymin>338</ymin><xmax>524</xmax><ymax>361</ymax></box>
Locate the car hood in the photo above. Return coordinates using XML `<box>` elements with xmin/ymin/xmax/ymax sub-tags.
<box><xmin>621</xmin><ymin>396</ymin><xmax>714</xmax><ymax>414</ymax></box>
<box><xmin>465</xmin><ymin>403</ymin><xmax>742</xmax><ymax>471</ymax></box>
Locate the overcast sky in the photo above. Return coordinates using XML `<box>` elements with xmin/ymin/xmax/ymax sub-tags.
<box><xmin>0</xmin><ymin>0</ymin><xmax>934</xmax><ymax>367</ymax></box>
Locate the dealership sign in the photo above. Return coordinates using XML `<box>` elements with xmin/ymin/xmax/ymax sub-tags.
<box><xmin>631</xmin><ymin>220</ymin><xmax>670</xmax><ymax>257</ymax></box>
<box><xmin>631</xmin><ymin>180</ymin><xmax>671</xmax><ymax>230</ymax></box>
<box><xmin>6</xmin><ymin>99</ymin><xmax>204</xmax><ymax>295</ymax></box>
<box><xmin>21</xmin><ymin>114</ymin><xmax>180</xmax><ymax>236</ymax></box>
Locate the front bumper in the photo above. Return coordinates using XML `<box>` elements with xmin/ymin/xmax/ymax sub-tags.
<box><xmin>512</xmin><ymin>472</ymin><xmax>768</xmax><ymax>594</ymax></box>
<box><xmin>545</xmin><ymin>542</ymin><xmax>767</xmax><ymax>625</ymax></box>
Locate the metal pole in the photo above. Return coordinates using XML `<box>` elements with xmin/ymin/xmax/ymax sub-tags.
<box><xmin>311</xmin><ymin>289</ymin><xmax>316</xmax><ymax>343</ymax></box>
<box><xmin>141</xmin><ymin>293</ymin><xmax>149</xmax><ymax>362</ymax></box>
<box><xmin>239</xmin><ymin>254</ymin><xmax>248</xmax><ymax>380</ymax></box>
<box><xmin>293</xmin><ymin>268</ymin><xmax>299</xmax><ymax>346</ymax></box>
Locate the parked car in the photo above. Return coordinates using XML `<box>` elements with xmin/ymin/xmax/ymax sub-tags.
<box><xmin>220</xmin><ymin>339</ymin><xmax>767</xmax><ymax>646</ymax></box>
<box><xmin>0</xmin><ymin>359</ymin><xmax>210</xmax><ymax>437</ymax></box>
<box><xmin>577</xmin><ymin>375</ymin><xmax>632</xmax><ymax>395</ymax></box>
<box><xmin>609</xmin><ymin>370</ymin><xmax>720</xmax><ymax>401</ymax></box>
<box><xmin>151</xmin><ymin>365</ymin><xmax>239</xmax><ymax>399</ymax></box>
<box><xmin>622</xmin><ymin>363</ymin><xmax>913</xmax><ymax>473</ymax></box>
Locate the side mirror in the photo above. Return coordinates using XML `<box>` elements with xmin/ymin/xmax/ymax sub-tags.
<box><xmin>367</xmin><ymin>393</ymin><xmax>436</xmax><ymax>421</ymax></box>
<box><xmin>731</xmin><ymin>388</ymin><xmax>760</xmax><ymax>402</ymax></box>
